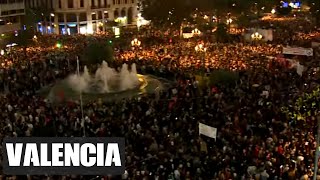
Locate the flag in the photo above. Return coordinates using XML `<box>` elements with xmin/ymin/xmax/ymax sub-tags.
<box><xmin>199</xmin><ymin>123</ymin><xmax>217</xmax><ymax>139</ymax></box>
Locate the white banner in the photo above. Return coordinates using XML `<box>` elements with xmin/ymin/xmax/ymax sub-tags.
<box><xmin>182</xmin><ymin>33</ymin><xmax>194</xmax><ymax>39</ymax></box>
<box><xmin>283</xmin><ymin>47</ymin><xmax>313</xmax><ymax>56</ymax></box>
<box><xmin>199</xmin><ymin>123</ymin><xmax>217</xmax><ymax>139</ymax></box>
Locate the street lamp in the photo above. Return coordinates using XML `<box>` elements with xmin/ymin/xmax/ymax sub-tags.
<box><xmin>195</xmin><ymin>43</ymin><xmax>207</xmax><ymax>53</ymax></box>
<box><xmin>226</xmin><ymin>18</ymin><xmax>233</xmax><ymax>32</ymax></box>
<box><xmin>271</xmin><ymin>9</ymin><xmax>276</xmax><ymax>14</ymax></box>
<box><xmin>195</xmin><ymin>43</ymin><xmax>207</xmax><ymax>77</ymax></box>
<box><xmin>131</xmin><ymin>38</ymin><xmax>141</xmax><ymax>47</ymax></box>
<box><xmin>251</xmin><ymin>32</ymin><xmax>263</xmax><ymax>41</ymax></box>
<box><xmin>192</xmin><ymin>28</ymin><xmax>201</xmax><ymax>36</ymax></box>
<box><xmin>226</xmin><ymin>18</ymin><xmax>233</xmax><ymax>24</ymax></box>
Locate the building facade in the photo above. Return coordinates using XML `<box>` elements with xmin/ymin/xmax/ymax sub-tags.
<box><xmin>25</xmin><ymin>0</ymin><xmax>54</xmax><ymax>9</ymax></box>
<box><xmin>49</xmin><ymin>0</ymin><xmax>138</xmax><ymax>35</ymax></box>
<box><xmin>0</xmin><ymin>0</ymin><xmax>25</xmax><ymax>34</ymax></box>
<box><xmin>25</xmin><ymin>0</ymin><xmax>54</xmax><ymax>34</ymax></box>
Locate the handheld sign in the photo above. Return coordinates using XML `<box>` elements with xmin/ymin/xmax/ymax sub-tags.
<box><xmin>2</xmin><ymin>137</ymin><xmax>125</xmax><ymax>175</ymax></box>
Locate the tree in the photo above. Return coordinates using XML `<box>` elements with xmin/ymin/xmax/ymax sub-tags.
<box><xmin>0</xmin><ymin>34</ymin><xmax>12</xmax><ymax>49</ymax></box>
<box><xmin>256</xmin><ymin>0</ymin><xmax>279</xmax><ymax>13</ymax></box>
<box><xmin>281</xmin><ymin>86</ymin><xmax>320</xmax><ymax>121</ymax></box>
<box><xmin>276</xmin><ymin>6</ymin><xmax>292</xmax><ymax>16</ymax></box>
<box><xmin>196</xmin><ymin>0</ymin><xmax>255</xmax><ymax>17</ymax></box>
<box><xmin>15</xmin><ymin>29</ymin><xmax>34</xmax><ymax>46</ymax></box>
<box><xmin>140</xmin><ymin>0</ymin><xmax>192</xmax><ymax>27</ymax></box>
<box><xmin>309</xmin><ymin>1</ymin><xmax>320</xmax><ymax>25</ymax></box>
<box><xmin>215</xmin><ymin>23</ymin><xmax>230</xmax><ymax>42</ymax></box>
<box><xmin>10</xmin><ymin>29</ymin><xmax>34</xmax><ymax>55</ymax></box>
<box><xmin>195</xmin><ymin>0</ymin><xmax>229</xmax><ymax>20</ymax></box>
<box><xmin>236</xmin><ymin>14</ymin><xmax>251</xmax><ymax>28</ymax></box>
<box><xmin>82</xmin><ymin>41</ymin><xmax>114</xmax><ymax>66</ymax></box>
<box><xmin>23</xmin><ymin>7</ymin><xmax>53</xmax><ymax>34</ymax></box>
<box><xmin>208</xmin><ymin>70</ymin><xmax>239</xmax><ymax>86</ymax></box>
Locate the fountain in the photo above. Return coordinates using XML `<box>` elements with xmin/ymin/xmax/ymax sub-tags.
<box><xmin>67</xmin><ymin>61</ymin><xmax>142</xmax><ymax>94</ymax></box>
<box><xmin>40</xmin><ymin>61</ymin><xmax>169</xmax><ymax>103</ymax></box>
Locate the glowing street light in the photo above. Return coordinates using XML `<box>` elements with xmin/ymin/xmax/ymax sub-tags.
<box><xmin>195</xmin><ymin>43</ymin><xmax>207</xmax><ymax>52</ymax></box>
<box><xmin>56</xmin><ymin>42</ymin><xmax>62</xmax><ymax>48</ymax></box>
<box><xmin>192</xmin><ymin>28</ymin><xmax>201</xmax><ymax>35</ymax></box>
<box><xmin>251</xmin><ymin>32</ymin><xmax>263</xmax><ymax>40</ymax></box>
<box><xmin>131</xmin><ymin>38</ymin><xmax>141</xmax><ymax>47</ymax></box>
<box><xmin>98</xmin><ymin>22</ymin><xmax>104</xmax><ymax>27</ymax></box>
<box><xmin>226</xmin><ymin>18</ymin><xmax>233</xmax><ymax>24</ymax></box>
<box><xmin>271</xmin><ymin>9</ymin><xmax>276</xmax><ymax>14</ymax></box>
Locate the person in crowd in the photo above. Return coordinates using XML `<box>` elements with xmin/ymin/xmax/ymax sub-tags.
<box><xmin>0</xmin><ymin>20</ymin><xmax>319</xmax><ymax>179</ymax></box>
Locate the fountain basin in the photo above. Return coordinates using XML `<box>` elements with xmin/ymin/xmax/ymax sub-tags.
<box><xmin>81</xmin><ymin>74</ymin><xmax>148</xmax><ymax>94</ymax></box>
<box><xmin>67</xmin><ymin>62</ymin><xmax>141</xmax><ymax>94</ymax></box>
<box><xmin>41</xmin><ymin>74</ymin><xmax>170</xmax><ymax>103</ymax></box>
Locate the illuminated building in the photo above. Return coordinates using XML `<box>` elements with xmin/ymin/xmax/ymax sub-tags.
<box><xmin>281</xmin><ymin>1</ymin><xmax>302</xmax><ymax>9</ymax></box>
<box><xmin>0</xmin><ymin>0</ymin><xmax>25</xmax><ymax>34</ymax></box>
<box><xmin>27</xmin><ymin>0</ymin><xmax>138</xmax><ymax>35</ymax></box>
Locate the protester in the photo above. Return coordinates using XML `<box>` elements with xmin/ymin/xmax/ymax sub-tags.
<box><xmin>0</xmin><ymin>24</ymin><xmax>319</xmax><ymax>180</ymax></box>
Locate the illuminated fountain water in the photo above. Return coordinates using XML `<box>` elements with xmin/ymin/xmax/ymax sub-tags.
<box><xmin>67</xmin><ymin>61</ymin><xmax>142</xmax><ymax>94</ymax></box>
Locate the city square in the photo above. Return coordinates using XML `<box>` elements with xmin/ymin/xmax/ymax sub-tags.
<box><xmin>0</xmin><ymin>0</ymin><xmax>320</xmax><ymax>179</ymax></box>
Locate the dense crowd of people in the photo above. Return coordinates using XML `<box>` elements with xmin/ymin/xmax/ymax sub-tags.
<box><xmin>0</xmin><ymin>18</ymin><xmax>319</xmax><ymax>180</ymax></box>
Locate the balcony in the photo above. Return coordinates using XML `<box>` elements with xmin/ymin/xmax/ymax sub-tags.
<box><xmin>91</xmin><ymin>4</ymin><xmax>110</xmax><ymax>9</ymax></box>
<box><xmin>0</xmin><ymin>23</ymin><xmax>20</xmax><ymax>34</ymax></box>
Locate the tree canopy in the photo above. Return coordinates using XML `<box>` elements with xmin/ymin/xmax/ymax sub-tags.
<box><xmin>209</xmin><ymin>69</ymin><xmax>239</xmax><ymax>86</ymax></box>
<box><xmin>140</xmin><ymin>0</ymin><xmax>193</xmax><ymax>26</ymax></box>
<box><xmin>81</xmin><ymin>41</ymin><xmax>114</xmax><ymax>65</ymax></box>
<box><xmin>215</xmin><ymin>23</ymin><xmax>230</xmax><ymax>43</ymax></box>
<box><xmin>194</xmin><ymin>0</ymin><xmax>278</xmax><ymax>16</ymax></box>
<box><xmin>140</xmin><ymin>0</ymin><xmax>280</xmax><ymax>26</ymax></box>
<box><xmin>275</xmin><ymin>6</ymin><xmax>292</xmax><ymax>16</ymax></box>
<box><xmin>14</xmin><ymin>29</ymin><xmax>34</xmax><ymax>47</ymax></box>
<box><xmin>24</xmin><ymin>7</ymin><xmax>53</xmax><ymax>33</ymax></box>
<box><xmin>308</xmin><ymin>1</ymin><xmax>320</xmax><ymax>25</ymax></box>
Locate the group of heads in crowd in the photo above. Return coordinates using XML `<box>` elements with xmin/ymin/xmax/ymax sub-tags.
<box><xmin>0</xmin><ymin>18</ymin><xmax>319</xmax><ymax>179</ymax></box>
